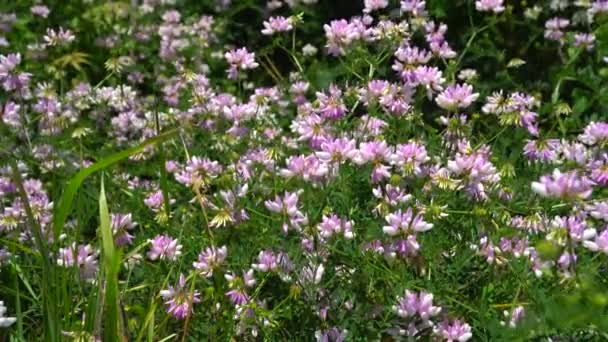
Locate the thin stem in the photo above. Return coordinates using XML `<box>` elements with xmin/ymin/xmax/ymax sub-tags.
<box><xmin>193</xmin><ymin>185</ymin><xmax>215</xmax><ymax>245</ymax></box>
<box><xmin>180</xmin><ymin>271</ymin><xmax>198</xmax><ymax>342</ymax></box>
<box><xmin>9</xmin><ymin>158</ymin><xmax>59</xmax><ymax>341</ymax></box>
<box><xmin>455</xmin><ymin>24</ymin><xmax>490</xmax><ymax>69</ymax></box>
<box><xmin>339</xmin><ymin>57</ymin><xmax>364</xmax><ymax>81</ymax></box>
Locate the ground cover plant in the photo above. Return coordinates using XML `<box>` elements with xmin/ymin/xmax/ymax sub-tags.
<box><xmin>0</xmin><ymin>0</ymin><xmax>608</xmax><ymax>340</ymax></box>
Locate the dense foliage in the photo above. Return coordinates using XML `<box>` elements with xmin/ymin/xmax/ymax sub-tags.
<box><xmin>1</xmin><ymin>0</ymin><xmax>608</xmax><ymax>340</ymax></box>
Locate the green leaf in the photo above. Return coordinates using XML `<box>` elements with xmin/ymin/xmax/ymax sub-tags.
<box><xmin>572</xmin><ymin>91</ymin><xmax>589</xmax><ymax>114</ymax></box>
<box><xmin>99</xmin><ymin>179</ymin><xmax>114</xmax><ymax>263</ymax></box>
<box><xmin>99</xmin><ymin>178</ymin><xmax>123</xmax><ymax>341</ymax></box>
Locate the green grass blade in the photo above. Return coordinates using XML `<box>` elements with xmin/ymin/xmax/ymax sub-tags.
<box><xmin>12</xmin><ymin>262</ymin><xmax>24</xmax><ymax>340</ymax></box>
<box><xmin>99</xmin><ymin>178</ymin><xmax>124</xmax><ymax>341</ymax></box>
<box><xmin>147</xmin><ymin>304</ymin><xmax>155</xmax><ymax>342</ymax></box>
<box><xmin>99</xmin><ymin>178</ymin><xmax>115</xmax><ymax>267</ymax></box>
<box><xmin>11</xmin><ymin>262</ymin><xmax>40</xmax><ymax>303</ymax></box>
<box><xmin>135</xmin><ymin>300</ymin><xmax>157</xmax><ymax>342</ymax></box>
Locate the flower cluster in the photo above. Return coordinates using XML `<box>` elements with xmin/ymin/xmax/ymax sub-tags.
<box><xmin>392</xmin><ymin>290</ymin><xmax>472</xmax><ymax>341</ymax></box>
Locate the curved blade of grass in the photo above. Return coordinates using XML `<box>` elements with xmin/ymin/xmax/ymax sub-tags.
<box><xmin>11</xmin><ymin>262</ymin><xmax>39</xmax><ymax>303</ymax></box>
<box><xmin>53</xmin><ymin>128</ymin><xmax>178</xmax><ymax>241</ymax></box>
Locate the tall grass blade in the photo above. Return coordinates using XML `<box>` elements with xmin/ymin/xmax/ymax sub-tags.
<box><xmin>99</xmin><ymin>178</ymin><xmax>124</xmax><ymax>341</ymax></box>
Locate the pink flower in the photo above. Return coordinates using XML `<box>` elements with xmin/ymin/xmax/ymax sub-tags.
<box><xmin>532</xmin><ymin>169</ymin><xmax>594</xmax><ymax>200</ymax></box>
<box><xmin>147</xmin><ymin>235</ymin><xmax>182</xmax><ymax>261</ymax></box>
<box><xmin>560</xmin><ymin>141</ymin><xmax>588</xmax><ymax>165</ymax></box>
<box><xmin>43</xmin><ymin>27</ymin><xmax>75</xmax><ymax>47</ymax></box>
<box><xmin>324</xmin><ymin>19</ymin><xmax>358</xmax><ymax>56</ymax></box>
<box><xmin>160</xmin><ymin>274</ymin><xmax>200</xmax><ymax>319</ymax></box>
<box><xmin>110</xmin><ymin>213</ymin><xmax>137</xmax><ymax>247</ymax></box>
<box><xmin>586</xmin><ymin>201</ymin><xmax>608</xmax><ymax>221</ymax></box>
<box><xmin>175</xmin><ymin>156</ymin><xmax>222</xmax><ymax>187</ymax></box>
<box><xmin>413</xmin><ymin>65</ymin><xmax>445</xmax><ymax>94</ymax></box>
<box><xmin>584</xmin><ymin>229</ymin><xmax>608</xmax><ymax>254</ymax></box>
<box><xmin>280</xmin><ymin>154</ymin><xmax>329</xmax><ymax>182</ymax></box>
<box><xmin>317</xmin><ymin>214</ymin><xmax>354</xmax><ymax>240</ymax></box>
<box><xmin>579</xmin><ymin>121</ymin><xmax>608</xmax><ymax>146</ymax></box>
<box><xmin>436</xmin><ymin>319</ymin><xmax>473</xmax><ymax>341</ymax></box>
<box><xmin>144</xmin><ymin>190</ymin><xmax>174</xmax><ymax>212</ymax></box>
<box><xmin>372</xmin><ymin>184</ymin><xmax>412</xmax><ymax>208</ymax></box>
<box><xmin>30</xmin><ymin>5</ymin><xmax>50</xmax><ymax>18</ymax></box>
<box><xmin>359</xmin><ymin>79</ymin><xmax>390</xmax><ymax>105</ymax></box>
<box><xmin>417</xmin><ymin>292</ymin><xmax>442</xmax><ymax>320</ymax></box>
<box><xmin>395</xmin><ymin>290</ymin><xmax>419</xmax><ymax>318</ymax></box>
<box><xmin>590</xmin><ymin>0</ymin><xmax>608</xmax><ymax>17</ymax></box>
<box><xmin>523</xmin><ymin>139</ymin><xmax>560</xmax><ymax>162</ymax></box>
<box><xmin>357</xmin><ymin>115</ymin><xmax>388</xmax><ymax>137</ymax></box>
<box><xmin>1</xmin><ymin>101</ymin><xmax>20</xmax><ymax>128</ymax></box>
<box><xmin>292</xmin><ymin>112</ymin><xmax>329</xmax><ymax>148</ymax></box>
<box><xmin>589</xmin><ymin>155</ymin><xmax>608</xmax><ymax>185</ymax></box>
<box><xmin>391</xmin><ymin>141</ymin><xmax>429</xmax><ymax>176</ymax></box>
<box><xmin>264</xmin><ymin>191</ymin><xmax>308</xmax><ymax>233</ymax></box>
<box><xmin>290</xmin><ymin>81</ymin><xmax>310</xmax><ymax>104</ymax></box>
<box><xmin>574</xmin><ymin>33</ymin><xmax>595</xmax><ymax>51</ymax></box>
<box><xmin>394</xmin><ymin>290</ymin><xmax>441</xmax><ymax>320</ymax></box>
<box><xmin>401</xmin><ymin>0</ymin><xmax>427</xmax><ymax>17</ymax></box>
<box><xmin>436</xmin><ymin>84</ymin><xmax>479</xmax><ymax>111</ymax></box>
<box><xmin>57</xmin><ymin>243</ymin><xmax>99</xmax><ymax>281</ymax></box>
<box><xmin>225</xmin><ymin>289</ymin><xmax>249</xmax><ymax>306</ymax></box>
<box><xmin>0</xmin><ymin>53</ymin><xmax>31</xmax><ymax>93</ymax></box>
<box><xmin>353</xmin><ymin>140</ymin><xmax>393</xmax><ymax>182</ymax></box>
<box><xmin>316</xmin><ymin>137</ymin><xmax>357</xmax><ymax>163</ymax></box>
<box><xmin>265</xmin><ymin>192</ymin><xmax>300</xmax><ymax>216</ymax></box>
<box><xmin>544</xmin><ymin>18</ymin><xmax>569</xmax><ymax>41</ymax></box>
<box><xmin>393</xmin><ymin>45</ymin><xmax>432</xmax><ymax>80</ymax></box>
<box><xmin>550</xmin><ymin>216</ymin><xmax>596</xmax><ymax>243</ymax></box>
<box><xmin>475</xmin><ymin>0</ymin><xmax>505</xmax><ymax>13</ymax></box>
<box><xmin>506</xmin><ymin>306</ymin><xmax>525</xmax><ymax>327</ymax></box>
<box><xmin>483</xmin><ymin>91</ymin><xmax>539</xmax><ymax>135</ymax></box>
<box><xmin>251</xmin><ymin>250</ymin><xmax>278</xmax><ymax>272</ymax></box>
<box><xmin>364</xmin><ymin>0</ymin><xmax>389</xmax><ymax>12</ymax></box>
<box><xmin>224</xmin><ymin>47</ymin><xmax>258</xmax><ymax>79</ymax></box>
<box><xmin>356</xmin><ymin>140</ymin><xmax>391</xmax><ymax>168</ymax></box>
<box><xmin>316</xmin><ymin>84</ymin><xmax>347</xmax><ymax>120</ymax></box>
<box><xmin>383</xmin><ymin>208</ymin><xmax>433</xmax><ymax>236</ymax></box>
<box><xmin>447</xmin><ymin>150</ymin><xmax>500</xmax><ymax>201</ymax></box>
<box><xmin>193</xmin><ymin>245</ymin><xmax>227</xmax><ymax>277</ymax></box>
<box><xmin>261</xmin><ymin>16</ymin><xmax>293</xmax><ymax>35</ymax></box>
<box><xmin>225</xmin><ymin>269</ymin><xmax>256</xmax><ymax>305</ymax></box>
<box><xmin>379</xmin><ymin>84</ymin><xmax>413</xmax><ymax>115</ymax></box>
<box><xmin>425</xmin><ymin>22</ymin><xmax>456</xmax><ymax>58</ymax></box>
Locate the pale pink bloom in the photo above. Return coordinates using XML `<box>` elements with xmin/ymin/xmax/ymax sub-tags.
<box><xmin>261</xmin><ymin>16</ymin><xmax>293</xmax><ymax>35</ymax></box>
<box><xmin>475</xmin><ymin>0</ymin><xmax>505</xmax><ymax>13</ymax></box>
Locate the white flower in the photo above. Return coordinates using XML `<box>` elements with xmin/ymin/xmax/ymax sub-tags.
<box><xmin>0</xmin><ymin>301</ymin><xmax>16</xmax><ymax>328</ymax></box>
<box><xmin>302</xmin><ymin>44</ymin><xmax>318</xmax><ymax>56</ymax></box>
